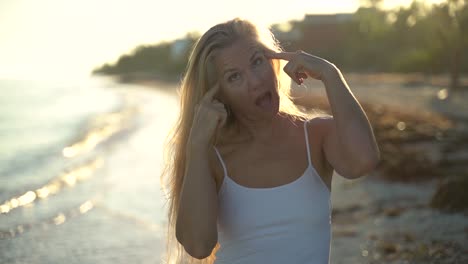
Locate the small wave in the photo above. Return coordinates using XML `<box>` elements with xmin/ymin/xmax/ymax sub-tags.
<box><xmin>0</xmin><ymin>157</ymin><xmax>103</xmax><ymax>215</ymax></box>
<box><xmin>0</xmin><ymin>94</ymin><xmax>142</xmax><ymax>201</ymax></box>
<box><xmin>0</xmin><ymin>198</ymin><xmax>98</xmax><ymax>239</ymax></box>
<box><xmin>62</xmin><ymin>99</ymin><xmax>141</xmax><ymax>159</ymax></box>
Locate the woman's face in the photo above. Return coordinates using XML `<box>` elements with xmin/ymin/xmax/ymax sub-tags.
<box><xmin>214</xmin><ymin>38</ymin><xmax>280</xmax><ymax>121</ymax></box>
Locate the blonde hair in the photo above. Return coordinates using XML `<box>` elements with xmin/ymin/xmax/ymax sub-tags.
<box><xmin>160</xmin><ymin>18</ymin><xmax>316</xmax><ymax>264</ymax></box>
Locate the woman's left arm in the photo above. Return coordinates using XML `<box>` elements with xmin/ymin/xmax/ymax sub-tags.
<box><xmin>319</xmin><ymin>64</ymin><xmax>380</xmax><ymax>178</ymax></box>
<box><xmin>267</xmin><ymin>50</ymin><xmax>380</xmax><ymax>179</ymax></box>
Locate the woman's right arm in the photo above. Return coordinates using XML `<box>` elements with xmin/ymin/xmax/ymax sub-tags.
<box><xmin>175</xmin><ymin>84</ymin><xmax>226</xmax><ymax>259</ymax></box>
<box><xmin>176</xmin><ymin>144</ymin><xmax>219</xmax><ymax>259</ymax></box>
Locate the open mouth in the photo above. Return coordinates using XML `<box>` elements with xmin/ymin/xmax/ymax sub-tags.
<box><xmin>254</xmin><ymin>91</ymin><xmax>272</xmax><ymax>109</ymax></box>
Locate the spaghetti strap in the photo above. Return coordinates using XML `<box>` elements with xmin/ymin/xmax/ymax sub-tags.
<box><xmin>213</xmin><ymin>146</ymin><xmax>228</xmax><ymax>177</ymax></box>
<box><xmin>303</xmin><ymin>120</ymin><xmax>312</xmax><ymax>167</ymax></box>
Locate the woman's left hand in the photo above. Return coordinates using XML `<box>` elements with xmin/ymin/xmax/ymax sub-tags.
<box><xmin>265</xmin><ymin>50</ymin><xmax>336</xmax><ymax>85</ymax></box>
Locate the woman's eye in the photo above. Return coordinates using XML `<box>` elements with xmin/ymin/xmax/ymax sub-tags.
<box><xmin>228</xmin><ymin>72</ymin><xmax>240</xmax><ymax>82</ymax></box>
<box><xmin>253</xmin><ymin>57</ymin><xmax>263</xmax><ymax>66</ymax></box>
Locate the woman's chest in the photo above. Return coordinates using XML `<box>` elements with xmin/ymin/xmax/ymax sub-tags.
<box><xmin>227</xmin><ymin>149</ymin><xmax>308</xmax><ymax>188</ymax></box>
<box><xmin>214</xmin><ymin>133</ymin><xmax>332</xmax><ymax>192</ymax></box>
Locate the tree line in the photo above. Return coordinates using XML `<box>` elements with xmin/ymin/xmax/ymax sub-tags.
<box><xmin>93</xmin><ymin>0</ymin><xmax>468</xmax><ymax>90</ymax></box>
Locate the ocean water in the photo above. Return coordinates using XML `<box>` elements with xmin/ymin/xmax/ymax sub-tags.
<box><xmin>0</xmin><ymin>77</ymin><xmax>178</xmax><ymax>263</ymax></box>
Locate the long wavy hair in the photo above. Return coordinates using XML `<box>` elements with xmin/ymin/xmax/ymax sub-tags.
<box><xmin>160</xmin><ymin>18</ymin><xmax>316</xmax><ymax>264</ymax></box>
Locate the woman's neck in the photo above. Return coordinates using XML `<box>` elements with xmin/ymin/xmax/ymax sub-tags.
<box><xmin>220</xmin><ymin>113</ymin><xmax>292</xmax><ymax>147</ymax></box>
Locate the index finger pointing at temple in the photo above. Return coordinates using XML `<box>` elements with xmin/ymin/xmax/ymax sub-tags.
<box><xmin>202</xmin><ymin>82</ymin><xmax>221</xmax><ymax>102</ymax></box>
<box><xmin>265</xmin><ymin>51</ymin><xmax>295</xmax><ymax>61</ymax></box>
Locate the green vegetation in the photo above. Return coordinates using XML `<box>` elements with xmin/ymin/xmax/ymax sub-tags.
<box><xmin>92</xmin><ymin>33</ymin><xmax>199</xmax><ymax>81</ymax></box>
<box><xmin>93</xmin><ymin>0</ymin><xmax>468</xmax><ymax>90</ymax></box>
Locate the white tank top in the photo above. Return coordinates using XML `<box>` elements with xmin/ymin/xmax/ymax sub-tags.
<box><xmin>213</xmin><ymin>119</ymin><xmax>332</xmax><ymax>264</ymax></box>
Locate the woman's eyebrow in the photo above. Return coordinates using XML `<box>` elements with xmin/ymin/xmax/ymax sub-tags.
<box><xmin>222</xmin><ymin>49</ymin><xmax>262</xmax><ymax>77</ymax></box>
<box><xmin>223</xmin><ymin>68</ymin><xmax>237</xmax><ymax>77</ymax></box>
<box><xmin>249</xmin><ymin>50</ymin><xmax>261</xmax><ymax>61</ymax></box>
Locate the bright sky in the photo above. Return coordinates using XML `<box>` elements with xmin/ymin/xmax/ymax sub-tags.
<box><xmin>0</xmin><ymin>0</ymin><xmax>444</xmax><ymax>80</ymax></box>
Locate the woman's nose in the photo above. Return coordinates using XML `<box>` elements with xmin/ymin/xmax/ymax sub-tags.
<box><xmin>246</xmin><ymin>70</ymin><xmax>261</xmax><ymax>91</ymax></box>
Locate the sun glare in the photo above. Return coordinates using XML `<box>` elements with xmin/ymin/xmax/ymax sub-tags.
<box><xmin>0</xmin><ymin>0</ymin><xmax>447</xmax><ymax>79</ymax></box>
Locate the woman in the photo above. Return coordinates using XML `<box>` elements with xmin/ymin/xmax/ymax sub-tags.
<box><xmin>160</xmin><ymin>18</ymin><xmax>380</xmax><ymax>264</ymax></box>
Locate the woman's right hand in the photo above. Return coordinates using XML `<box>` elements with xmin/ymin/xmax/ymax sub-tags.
<box><xmin>188</xmin><ymin>83</ymin><xmax>228</xmax><ymax>149</ymax></box>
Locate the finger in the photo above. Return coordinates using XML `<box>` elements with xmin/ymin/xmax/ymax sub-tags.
<box><xmin>290</xmin><ymin>64</ymin><xmax>307</xmax><ymax>85</ymax></box>
<box><xmin>265</xmin><ymin>51</ymin><xmax>295</xmax><ymax>61</ymax></box>
<box><xmin>212</xmin><ymin>99</ymin><xmax>228</xmax><ymax>111</ymax></box>
<box><xmin>202</xmin><ymin>82</ymin><xmax>221</xmax><ymax>102</ymax></box>
<box><xmin>212</xmin><ymin>102</ymin><xmax>226</xmax><ymax>112</ymax></box>
<box><xmin>295</xmin><ymin>72</ymin><xmax>308</xmax><ymax>79</ymax></box>
<box><xmin>212</xmin><ymin>99</ymin><xmax>224</xmax><ymax>106</ymax></box>
<box><xmin>217</xmin><ymin>112</ymin><xmax>227</xmax><ymax>130</ymax></box>
<box><xmin>220</xmin><ymin>118</ymin><xmax>227</xmax><ymax>130</ymax></box>
<box><xmin>295</xmin><ymin>72</ymin><xmax>307</xmax><ymax>84</ymax></box>
<box><xmin>296</xmin><ymin>75</ymin><xmax>304</xmax><ymax>85</ymax></box>
<box><xmin>283</xmin><ymin>62</ymin><xmax>301</xmax><ymax>85</ymax></box>
<box><xmin>284</xmin><ymin>69</ymin><xmax>300</xmax><ymax>85</ymax></box>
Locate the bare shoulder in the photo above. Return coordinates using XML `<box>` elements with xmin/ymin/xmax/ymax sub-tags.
<box><xmin>306</xmin><ymin>115</ymin><xmax>335</xmax><ymax>158</ymax></box>
<box><xmin>307</xmin><ymin>115</ymin><xmax>334</xmax><ymax>133</ymax></box>
<box><xmin>305</xmin><ymin>115</ymin><xmax>334</xmax><ymax>189</ymax></box>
